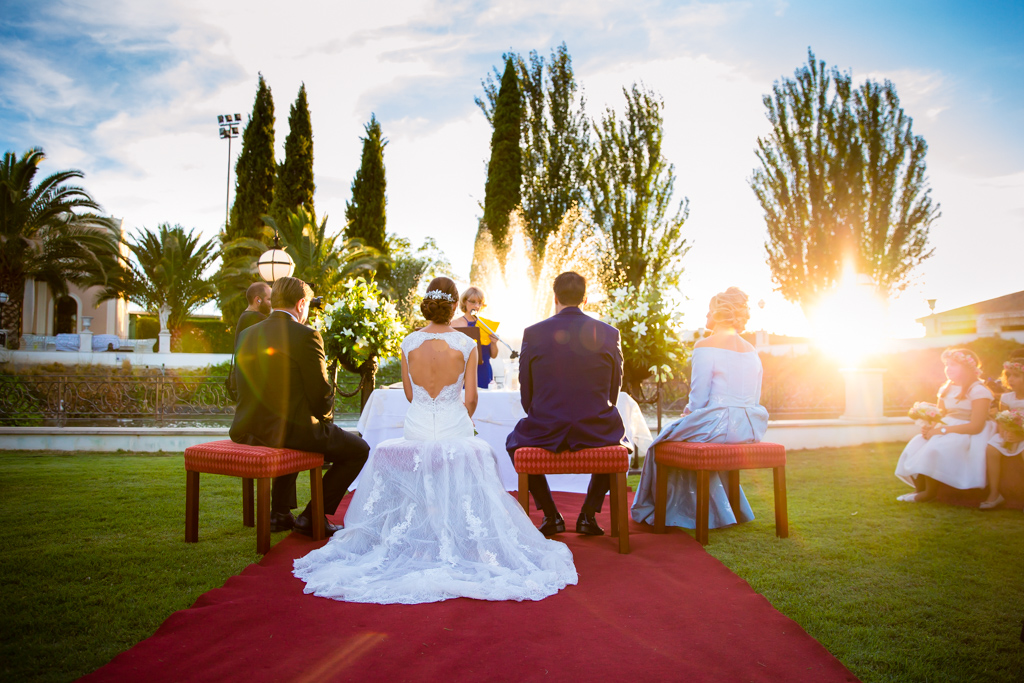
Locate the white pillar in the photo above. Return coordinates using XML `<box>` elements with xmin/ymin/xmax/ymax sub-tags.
<box><xmin>840</xmin><ymin>368</ymin><xmax>886</xmax><ymax>420</ymax></box>
<box><xmin>158</xmin><ymin>331</ymin><xmax>172</xmax><ymax>354</ymax></box>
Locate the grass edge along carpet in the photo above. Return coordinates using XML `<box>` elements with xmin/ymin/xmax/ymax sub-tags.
<box><xmin>81</xmin><ymin>491</ymin><xmax>857</xmax><ymax>683</ymax></box>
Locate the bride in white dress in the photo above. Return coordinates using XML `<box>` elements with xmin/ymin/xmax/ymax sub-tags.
<box><xmin>293</xmin><ymin>278</ymin><xmax>577</xmax><ymax>604</ymax></box>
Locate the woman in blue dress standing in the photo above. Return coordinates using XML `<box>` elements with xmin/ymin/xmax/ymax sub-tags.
<box><xmin>452</xmin><ymin>286</ymin><xmax>500</xmax><ymax>388</ymax></box>
<box><xmin>631</xmin><ymin>287</ymin><xmax>769</xmax><ymax>529</ymax></box>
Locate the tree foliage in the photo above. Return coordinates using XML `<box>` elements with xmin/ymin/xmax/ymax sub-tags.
<box><xmin>221</xmin><ymin>74</ymin><xmax>276</xmax><ymax>324</ymax></box>
<box><xmin>258</xmin><ymin>208</ymin><xmax>386</xmax><ymax>301</ymax></box>
<box><xmin>384</xmin><ymin>235</ymin><xmax>453</xmax><ymax>326</ymax></box>
<box><xmin>95</xmin><ymin>224</ymin><xmax>218</xmax><ymax>340</ymax></box>
<box><xmin>751</xmin><ymin>49</ymin><xmax>938</xmax><ymax>309</ymax></box>
<box><xmin>269</xmin><ymin>83</ymin><xmax>315</xmax><ymax>227</ymax></box>
<box><xmin>479</xmin><ymin>57</ymin><xmax>522</xmax><ymax>254</ymax></box>
<box><xmin>477</xmin><ymin>43</ymin><xmax>589</xmax><ymax>258</ymax></box>
<box><xmin>0</xmin><ymin>147</ymin><xmax>121</xmax><ymax>346</ymax></box>
<box><xmin>345</xmin><ymin>114</ymin><xmax>388</xmax><ymax>258</ymax></box>
<box><xmin>587</xmin><ymin>84</ymin><xmax>689</xmax><ymax>291</ymax></box>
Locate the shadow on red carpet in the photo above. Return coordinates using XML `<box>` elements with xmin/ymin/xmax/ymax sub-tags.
<box><xmin>82</xmin><ymin>492</ymin><xmax>858</xmax><ymax>682</ymax></box>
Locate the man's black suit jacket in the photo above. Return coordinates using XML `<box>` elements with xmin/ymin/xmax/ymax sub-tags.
<box><xmin>229</xmin><ymin>310</ymin><xmax>336</xmax><ymax>453</ymax></box>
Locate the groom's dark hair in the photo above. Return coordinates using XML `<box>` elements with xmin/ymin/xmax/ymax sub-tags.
<box><xmin>553</xmin><ymin>271</ymin><xmax>586</xmax><ymax>307</ymax></box>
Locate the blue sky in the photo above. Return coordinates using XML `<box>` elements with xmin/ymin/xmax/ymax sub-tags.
<box><xmin>1</xmin><ymin>0</ymin><xmax>1021</xmax><ymax>335</ymax></box>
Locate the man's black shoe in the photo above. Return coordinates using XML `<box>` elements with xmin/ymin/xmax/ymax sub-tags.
<box><xmin>294</xmin><ymin>513</ymin><xmax>343</xmax><ymax>537</ymax></box>
<box><xmin>270</xmin><ymin>511</ymin><xmax>295</xmax><ymax>533</ymax></box>
<box><xmin>576</xmin><ymin>511</ymin><xmax>604</xmax><ymax>536</ymax></box>
<box><xmin>539</xmin><ymin>514</ymin><xmax>566</xmax><ymax>536</ymax></box>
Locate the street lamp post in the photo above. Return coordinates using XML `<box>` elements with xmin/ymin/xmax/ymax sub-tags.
<box><xmin>218</xmin><ymin>113</ymin><xmax>241</xmax><ymax>229</ymax></box>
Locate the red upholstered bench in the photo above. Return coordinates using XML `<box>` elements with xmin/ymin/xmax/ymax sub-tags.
<box><xmin>514</xmin><ymin>446</ymin><xmax>631</xmax><ymax>554</ymax></box>
<box><xmin>184</xmin><ymin>440</ymin><xmax>325</xmax><ymax>554</ymax></box>
<box><xmin>653</xmin><ymin>441</ymin><xmax>788</xmax><ymax>546</ymax></box>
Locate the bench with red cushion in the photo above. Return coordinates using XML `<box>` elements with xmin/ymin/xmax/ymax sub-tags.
<box><xmin>184</xmin><ymin>440</ymin><xmax>325</xmax><ymax>554</ymax></box>
<box><xmin>513</xmin><ymin>446</ymin><xmax>631</xmax><ymax>554</ymax></box>
<box><xmin>653</xmin><ymin>441</ymin><xmax>788</xmax><ymax>546</ymax></box>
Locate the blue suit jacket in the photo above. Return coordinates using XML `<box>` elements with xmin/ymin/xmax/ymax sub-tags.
<box><xmin>506</xmin><ymin>307</ymin><xmax>626</xmax><ymax>453</ymax></box>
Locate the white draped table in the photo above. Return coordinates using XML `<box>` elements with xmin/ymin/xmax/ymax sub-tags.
<box><xmin>355</xmin><ymin>388</ymin><xmax>653</xmax><ymax>493</ymax></box>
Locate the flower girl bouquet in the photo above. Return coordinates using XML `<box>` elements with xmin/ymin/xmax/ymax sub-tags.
<box><xmin>995</xmin><ymin>409</ymin><xmax>1024</xmax><ymax>446</ymax></box>
<box><xmin>908</xmin><ymin>402</ymin><xmax>944</xmax><ymax>427</ymax></box>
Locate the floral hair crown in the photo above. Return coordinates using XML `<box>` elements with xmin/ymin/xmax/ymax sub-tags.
<box><xmin>424</xmin><ymin>289</ymin><xmax>455</xmax><ymax>303</ymax></box>
<box><xmin>942</xmin><ymin>349</ymin><xmax>979</xmax><ymax>369</ymax></box>
<box><xmin>1004</xmin><ymin>360</ymin><xmax>1024</xmax><ymax>374</ymax></box>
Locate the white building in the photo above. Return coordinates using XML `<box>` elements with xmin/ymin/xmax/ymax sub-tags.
<box><xmin>917</xmin><ymin>290</ymin><xmax>1024</xmax><ymax>337</ymax></box>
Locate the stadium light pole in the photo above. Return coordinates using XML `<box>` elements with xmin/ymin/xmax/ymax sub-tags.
<box><xmin>218</xmin><ymin>113</ymin><xmax>242</xmax><ymax>229</ymax></box>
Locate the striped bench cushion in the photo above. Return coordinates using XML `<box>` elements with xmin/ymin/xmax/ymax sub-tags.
<box><xmin>184</xmin><ymin>440</ymin><xmax>323</xmax><ymax>478</ymax></box>
<box><xmin>514</xmin><ymin>446</ymin><xmax>630</xmax><ymax>474</ymax></box>
<box><xmin>654</xmin><ymin>442</ymin><xmax>786</xmax><ymax>471</ymax></box>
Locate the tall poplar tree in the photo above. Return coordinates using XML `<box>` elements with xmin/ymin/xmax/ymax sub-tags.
<box><xmin>345</xmin><ymin>114</ymin><xmax>389</xmax><ymax>279</ymax></box>
<box><xmin>588</xmin><ymin>84</ymin><xmax>689</xmax><ymax>290</ymax></box>
<box><xmin>478</xmin><ymin>43</ymin><xmax>589</xmax><ymax>258</ymax></box>
<box><xmin>751</xmin><ymin>50</ymin><xmax>938</xmax><ymax>309</ymax></box>
<box><xmin>270</xmin><ymin>83</ymin><xmax>315</xmax><ymax>226</ymax></box>
<box><xmin>479</xmin><ymin>56</ymin><xmax>522</xmax><ymax>253</ymax></box>
<box><xmin>219</xmin><ymin>74</ymin><xmax>275</xmax><ymax>324</ymax></box>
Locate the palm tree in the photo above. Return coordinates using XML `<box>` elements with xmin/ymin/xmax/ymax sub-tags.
<box><xmin>94</xmin><ymin>224</ymin><xmax>218</xmax><ymax>342</ymax></box>
<box><xmin>0</xmin><ymin>147</ymin><xmax>121</xmax><ymax>347</ymax></box>
<box><xmin>219</xmin><ymin>207</ymin><xmax>387</xmax><ymax>306</ymax></box>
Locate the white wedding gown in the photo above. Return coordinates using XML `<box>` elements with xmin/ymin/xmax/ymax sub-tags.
<box><xmin>293</xmin><ymin>330</ymin><xmax>578</xmax><ymax>604</ymax></box>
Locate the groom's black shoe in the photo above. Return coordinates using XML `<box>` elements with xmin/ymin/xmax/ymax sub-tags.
<box><xmin>293</xmin><ymin>512</ymin><xmax>343</xmax><ymax>538</ymax></box>
<box><xmin>576</xmin><ymin>510</ymin><xmax>604</xmax><ymax>536</ymax></box>
<box><xmin>539</xmin><ymin>514</ymin><xmax>566</xmax><ymax>536</ymax></box>
<box><xmin>270</xmin><ymin>511</ymin><xmax>295</xmax><ymax>532</ymax></box>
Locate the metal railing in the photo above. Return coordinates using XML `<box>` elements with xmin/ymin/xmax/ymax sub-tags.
<box><xmin>0</xmin><ymin>374</ymin><xmax>232</xmax><ymax>426</ymax></box>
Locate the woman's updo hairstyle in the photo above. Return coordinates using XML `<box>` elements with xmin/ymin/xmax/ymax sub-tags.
<box><xmin>708</xmin><ymin>287</ymin><xmax>750</xmax><ymax>332</ymax></box>
<box><xmin>420</xmin><ymin>277</ymin><xmax>459</xmax><ymax>325</ymax></box>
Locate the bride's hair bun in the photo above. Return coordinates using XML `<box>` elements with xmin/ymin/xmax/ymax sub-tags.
<box><xmin>709</xmin><ymin>287</ymin><xmax>750</xmax><ymax>332</ymax></box>
<box><xmin>420</xmin><ymin>277</ymin><xmax>459</xmax><ymax>325</ymax></box>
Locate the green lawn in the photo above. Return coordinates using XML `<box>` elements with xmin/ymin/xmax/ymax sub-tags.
<box><xmin>1</xmin><ymin>445</ymin><xmax>1022</xmax><ymax>682</ymax></box>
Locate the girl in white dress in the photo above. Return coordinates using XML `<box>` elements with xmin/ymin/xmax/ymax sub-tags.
<box><xmin>293</xmin><ymin>277</ymin><xmax>577</xmax><ymax>604</ymax></box>
<box><xmin>979</xmin><ymin>355</ymin><xmax>1024</xmax><ymax>509</ymax></box>
<box><xmin>895</xmin><ymin>348</ymin><xmax>996</xmax><ymax>502</ymax></box>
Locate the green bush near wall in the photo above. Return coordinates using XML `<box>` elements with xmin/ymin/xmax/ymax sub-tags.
<box><xmin>131</xmin><ymin>315</ymin><xmax>234</xmax><ymax>354</ymax></box>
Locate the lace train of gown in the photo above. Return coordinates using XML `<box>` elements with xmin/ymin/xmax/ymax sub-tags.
<box><xmin>293</xmin><ymin>330</ymin><xmax>578</xmax><ymax>604</ymax></box>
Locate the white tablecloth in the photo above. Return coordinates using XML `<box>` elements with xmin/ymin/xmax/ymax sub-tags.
<box><xmin>355</xmin><ymin>388</ymin><xmax>652</xmax><ymax>492</ymax></box>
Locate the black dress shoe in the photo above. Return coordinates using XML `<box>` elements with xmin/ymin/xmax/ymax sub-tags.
<box><xmin>538</xmin><ymin>514</ymin><xmax>566</xmax><ymax>536</ymax></box>
<box><xmin>270</xmin><ymin>511</ymin><xmax>295</xmax><ymax>533</ymax></box>
<box><xmin>293</xmin><ymin>513</ymin><xmax>343</xmax><ymax>537</ymax></box>
<box><xmin>576</xmin><ymin>511</ymin><xmax>604</xmax><ymax>536</ymax></box>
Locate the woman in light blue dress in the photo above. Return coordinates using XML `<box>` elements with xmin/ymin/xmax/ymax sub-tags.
<box><xmin>631</xmin><ymin>287</ymin><xmax>769</xmax><ymax>529</ymax></box>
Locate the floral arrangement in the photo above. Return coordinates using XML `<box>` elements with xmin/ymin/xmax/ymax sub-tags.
<box><xmin>908</xmin><ymin>401</ymin><xmax>944</xmax><ymax>425</ymax></box>
<box><xmin>601</xmin><ymin>283</ymin><xmax>687</xmax><ymax>395</ymax></box>
<box><xmin>310</xmin><ymin>277</ymin><xmax>406</xmax><ymax>371</ymax></box>
<box><xmin>995</xmin><ymin>409</ymin><xmax>1024</xmax><ymax>444</ymax></box>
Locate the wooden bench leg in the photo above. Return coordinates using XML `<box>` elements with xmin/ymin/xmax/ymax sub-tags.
<box><xmin>518</xmin><ymin>473</ymin><xmax>530</xmax><ymax>514</ymax></box>
<box><xmin>256</xmin><ymin>477</ymin><xmax>271</xmax><ymax>555</ymax></box>
<box><xmin>726</xmin><ymin>470</ymin><xmax>741</xmax><ymax>514</ymax></box>
<box><xmin>242</xmin><ymin>477</ymin><xmax>254</xmax><ymax>527</ymax></box>
<box><xmin>654</xmin><ymin>462</ymin><xmax>669</xmax><ymax>533</ymax></box>
<box><xmin>310</xmin><ymin>466</ymin><xmax>325</xmax><ymax>541</ymax></box>
<box><xmin>613</xmin><ymin>471</ymin><xmax>629</xmax><ymax>554</ymax></box>
<box><xmin>609</xmin><ymin>475</ymin><xmax>620</xmax><ymax>538</ymax></box>
<box><xmin>696</xmin><ymin>470</ymin><xmax>710</xmax><ymax>546</ymax></box>
<box><xmin>773</xmin><ymin>465</ymin><xmax>789</xmax><ymax>539</ymax></box>
<box><xmin>185</xmin><ymin>470</ymin><xmax>199</xmax><ymax>543</ymax></box>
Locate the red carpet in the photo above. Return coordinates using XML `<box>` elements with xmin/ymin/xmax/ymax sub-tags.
<box><xmin>83</xmin><ymin>492</ymin><xmax>857</xmax><ymax>683</ymax></box>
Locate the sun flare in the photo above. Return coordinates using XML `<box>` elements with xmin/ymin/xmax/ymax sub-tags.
<box><xmin>809</xmin><ymin>263</ymin><xmax>889</xmax><ymax>366</ymax></box>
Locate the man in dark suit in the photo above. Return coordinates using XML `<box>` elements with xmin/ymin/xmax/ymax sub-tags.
<box><xmin>230</xmin><ymin>277</ymin><xmax>369</xmax><ymax>536</ymax></box>
<box><xmin>226</xmin><ymin>282</ymin><xmax>271</xmax><ymax>402</ymax></box>
<box><xmin>506</xmin><ymin>271</ymin><xmax>627</xmax><ymax>537</ymax></box>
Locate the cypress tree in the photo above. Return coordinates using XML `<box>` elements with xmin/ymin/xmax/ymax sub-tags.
<box><xmin>270</xmin><ymin>83</ymin><xmax>315</xmax><ymax>226</ymax></box>
<box><xmin>480</xmin><ymin>57</ymin><xmax>522</xmax><ymax>253</ymax></box>
<box><xmin>345</xmin><ymin>114</ymin><xmax>389</xmax><ymax>279</ymax></box>
<box><xmin>220</xmin><ymin>73</ymin><xmax>275</xmax><ymax>324</ymax></box>
<box><xmin>228</xmin><ymin>74</ymin><xmax>275</xmax><ymax>241</ymax></box>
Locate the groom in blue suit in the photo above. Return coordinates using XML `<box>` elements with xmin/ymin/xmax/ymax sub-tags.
<box><xmin>507</xmin><ymin>271</ymin><xmax>627</xmax><ymax>537</ymax></box>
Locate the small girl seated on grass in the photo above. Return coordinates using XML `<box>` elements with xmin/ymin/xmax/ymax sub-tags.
<box><xmin>979</xmin><ymin>350</ymin><xmax>1024</xmax><ymax>510</ymax></box>
<box><xmin>895</xmin><ymin>347</ymin><xmax>995</xmax><ymax>502</ymax></box>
